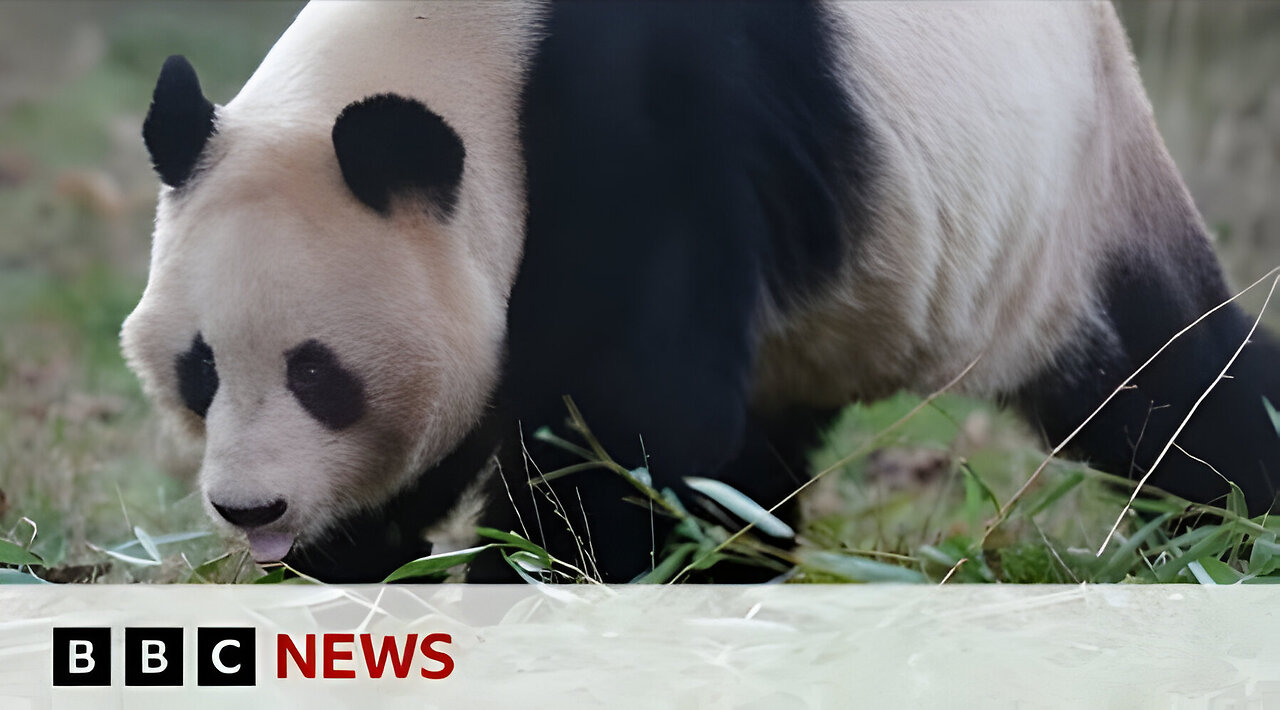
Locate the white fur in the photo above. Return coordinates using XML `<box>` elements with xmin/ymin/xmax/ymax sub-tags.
<box><xmin>423</xmin><ymin>461</ymin><xmax>495</xmax><ymax>557</ymax></box>
<box><xmin>752</xmin><ymin>2</ymin><xmax>1191</xmax><ymax>411</ymax></box>
<box><xmin>121</xmin><ymin>1</ymin><xmax>542</xmax><ymax>548</ymax></box>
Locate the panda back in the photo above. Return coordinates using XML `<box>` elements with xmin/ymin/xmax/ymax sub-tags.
<box><xmin>753</xmin><ymin>2</ymin><xmax>1181</xmax><ymax>410</ymax></box>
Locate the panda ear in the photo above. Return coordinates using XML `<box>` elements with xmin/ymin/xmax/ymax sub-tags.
<box><xmin>331</xmin><ymin>93</ymin><xmax>465</xmax><ymax>218</ymax></box>
<box><xmin>142</xmin><ymin>55</ymin><xmax>217</xmax><ymax>188</ymax></box>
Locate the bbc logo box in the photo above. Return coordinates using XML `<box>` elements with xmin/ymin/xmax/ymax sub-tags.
<box><xmin>52</xmin><ymin>627</ymin><xmax>256</xmax><ymax>687</ymax></box>
<box><xmin>51</xmin><ymin>628</ymin><xmax>111</xmax><ymax>687</ymax></box>
<box><xmin>125</xmin><ymin>628</ymin><xmax>183</xmax><ymax>686</ymax></box>
<box><xmin>197</xmin><ymin>627</ymin><xmax>256</xmax><ymax>686</ymax></box>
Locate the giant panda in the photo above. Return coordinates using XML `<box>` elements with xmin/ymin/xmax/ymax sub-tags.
<box><xmin>121</xmin><ymin>1</ymin><xmax>1280</xmax><ymax>583</ymax></box>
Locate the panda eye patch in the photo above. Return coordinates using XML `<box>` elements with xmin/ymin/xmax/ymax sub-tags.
<box><xmin>175</xmin><ymin>332</ymin><xmax>218</xmax><ymax>418</ymax></box>
<box><xmin>285</xmin><ymin>339</ymin><xmax>366</xmax><ymax>430</ymax></box>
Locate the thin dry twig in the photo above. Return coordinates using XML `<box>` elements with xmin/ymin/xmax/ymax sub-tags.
<box><xmin>938</xmin><ymin>557</ymin><xmax>967</xmax><ymax>585</ymax></box>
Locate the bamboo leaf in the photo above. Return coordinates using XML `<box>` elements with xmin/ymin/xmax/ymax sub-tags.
<box><xmin>475</xmin><ymin>528</ymin><xmax>554</xmax><ymax>567</ymax></box>
<box><xmin>800</xmin><ymin>550</ymin><xmax>927</xmax><ymax>583</ymax></box>
<box><xmin>501</xmin><ymin>550</ymin><xmax>552</xmax><ymax>585</ymax></box>
<box><xmin>133</xmin><ymin>526</ymin><xmax>162</xmax><ymax>562</ymax></box>
<box><xmin>382</xmin><ymin>545</ymin><xmax>493</xmax><ymax>583</ymax></box>
<box><xmin>632</xmin><ymin>543</ymin><xmax>697</xmax><ymax>584</ymax></box>
<box><xmin>0</xmin><ymin>569</ymin><xmax>49</xmax><ymax>584</ymax></box>
<box><xmin>684</xmin><ymin>477</ymin><xmax>795</xmax><ymax>539</ymax></box>
<box><xmin>628</xmin><ymin>466</ymin><xmax>652</xmax><ymax>488</ymax></box>
<box><xmin>532</xmin><ymin>426</ymin><xmax>595</xmax><ymax>461</ymax></box>
<box><xmin>1189</xmin><ymin>557</ymin><xmax>1241</xmax><ymax>585</ymax></box>
<box><xmin>111</xmin><ymin>531</ymin><xmax>210</xmax><ymax>554</ymax></box>
<box><xmin>188</xmin><ymin>552</ymin><xmax>233</xmax><ymax>583</ymax></box>
<box><xmin>92</xmin><ymin>546</ymin><xmax>162</xmax><ymax>567</ymax></box>
<box><xmin>252</xmin><ymin>568</ymin><xmax>290</xmax><ymax>584</ymax></box>
<box><xmin>1249</xmin><ymin>535</ymin><xmax>1280</xmax><ymax>576</ymax></box>
<box><xmin>0</xmin><ymin>540</ymin><xmax>42</xmax><ymax>567</ymax></box>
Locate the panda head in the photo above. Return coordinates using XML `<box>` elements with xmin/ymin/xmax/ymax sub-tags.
<box><xmin>121</xmin><ymin>56</ymin><xmax>506</xmax><ymax>563</ymax></box>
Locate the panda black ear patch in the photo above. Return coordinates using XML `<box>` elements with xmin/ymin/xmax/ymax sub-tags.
<box><xmin>142</xmin><ymin>55</ymin><xmax>217</xmax><ymax>188</ymax></box>
<box><xmin>331</xmin><ymin>93</ymin><xmax>465</xmax><ymax>218</ymax></box>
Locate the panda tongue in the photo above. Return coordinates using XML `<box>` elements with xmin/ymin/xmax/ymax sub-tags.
<box><xmin>246</xmin><ymin>530</ymin><xmax>295</xmax><ymax>563</ymax></box>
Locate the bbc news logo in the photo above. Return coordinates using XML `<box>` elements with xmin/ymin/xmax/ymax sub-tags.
<box><xmin>54</xmin><ymin>627</ymin><xmax>254</xmax><ymax>687</ymax></box>
<box><xmin>52</xmin><ymin>627</ymin><xmax>454</xmax><ymax>686</ymax></box>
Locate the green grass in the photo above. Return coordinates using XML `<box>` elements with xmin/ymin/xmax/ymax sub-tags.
<box><xmin>359</xmin><ymin>393</ymin><xmax>1280</xmax><ymax>586</ymax></box>
<box><xmin>1</xmin><ymin>2</ymin><xmax>1278</xmax><ymax>586</ymax></box>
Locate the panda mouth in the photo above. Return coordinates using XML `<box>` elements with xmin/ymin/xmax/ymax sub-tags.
<box><xmin>246</xmin><ymin>530</ymin><xmax>296</xmax><ymax>563</ymax></box>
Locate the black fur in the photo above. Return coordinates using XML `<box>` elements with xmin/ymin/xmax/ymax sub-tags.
<box><xmin>285</xmin><ymin>339</ymin><xmax>366</xmax><ymax>431</ymax></box>
<box><xmin>175</xmin><ymin>332</ymin><xmax>218</xmax><ymax>418</ymax></box>
<box><xmin>471</xmin><ymin>1</ymin><xmax>873</xmax><ymax>582</ymax></box>
<box><xmin>331</xmin><ymin>93</ymin><xmax>465</xmax><ymax>217</ymax></box>
<box><xmin>143</xmin><ymin>55</ymin><xmax>216</xmax><ymax>188</ymax></box>
<box><xmin>1017</xmin><ymin>229</ymin><xmax>1280</xmax><ymax>515</ymax></box>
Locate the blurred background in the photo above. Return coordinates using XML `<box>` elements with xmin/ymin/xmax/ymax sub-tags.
<box><xmin>0</xmin><ymin>2</ymin><xmax>1276</xmax><ymax>582</ymax></box>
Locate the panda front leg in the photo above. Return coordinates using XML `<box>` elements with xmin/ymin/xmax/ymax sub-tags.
<box><xmin>462</xmin><ymin>126</ymin><xmax>797</xmax><ymax>582</ymax></box>
<box><xmin>469</xmin><ymin>402</ymin><xmax>840</xmax><ymax>584</ymax></box>
<box><xmin>467</xmin><ymin>230</ymin><xmax>766</xmax><ymax>583</ymax></box>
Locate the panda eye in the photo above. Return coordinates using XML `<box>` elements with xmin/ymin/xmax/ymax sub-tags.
<box><xmin>285</xmin><ymin>339</ymin><xmax>366</xmax><ymax>431</ymax></box>
<box><xmin>294</xmin><ymin>363</ymin><xmax>323</xmax><ymax>386</ymax></box>
<box><xmin>175</xmin><ymin>332</ymin><xmax>218</xmax><ymax>418</ymax></box>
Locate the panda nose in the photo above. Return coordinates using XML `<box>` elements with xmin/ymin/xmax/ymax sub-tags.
<box><xmin>212</xmin><ymin>499</ymin><xmax>287</xmax><ymax>528</ymax></box>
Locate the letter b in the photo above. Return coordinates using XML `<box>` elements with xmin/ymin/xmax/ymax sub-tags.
<box><xmin>53</xmin><ymin>628</ymin><xmax>111</xmax><ymax>686</ymax></box>
<box><xmin>126</xmin><ymin>628</ymin><xmax>183</xmax><ymax>686</ymax></box>
<box><xmin>71</xmin><ymin>641</ymin><xmax>95</xmax><ymax>674</ymax></box>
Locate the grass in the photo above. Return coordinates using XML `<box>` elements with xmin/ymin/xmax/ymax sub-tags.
<box><xmin>367</xmin><ymin>385</ymin><xmax>1280</xmax><ymax>586</ymax></box>
<box><xmin>1</xmin><ymin>2</ymin><xmax>1278</xmax><ymax>586</ymax></box>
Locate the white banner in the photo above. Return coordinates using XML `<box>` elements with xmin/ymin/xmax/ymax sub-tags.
<box><xmin>2</xmin><ymin>585</ymin><xmax>1278</xmax><ymax>709</ymax></box>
